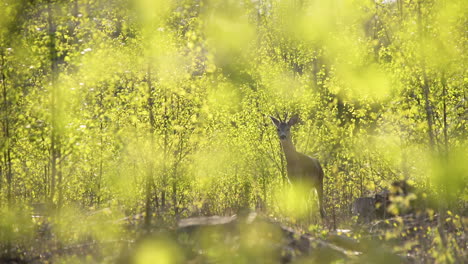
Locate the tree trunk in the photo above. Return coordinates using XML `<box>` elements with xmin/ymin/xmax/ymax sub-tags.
<box><xmin>144</xmin><ymin>64</ymin><xmax>155</xmax><ymax>229</ymax></box>
<box><xmin>161</xmin><ymin>87</ymin><xmax>169</xmax><ymax>210</ymax></box>
<box><xmin>417</xmin><ymin>1</ymin><xmax>447</xmax><ymax>250</ymax></box>
<box><xmin>97</xmin><ymin>90</ymin><xmax>104</xmax><ymax>206</ymax></box>
<box><xmin>441</xmin><ymin>72</ymin><xmax>448</xmax><ymax>154</ymax></box>
<box><xmin>1</xmin><ymin>48</ymin><xmax>13</xmax><ymax>207</ymax></box>
<box><xmin>172</xmin><ymin>167</ymin><xmax>178</xmax><ymax>217</ymax></box>
<box><xmin>47</xmin><ymin>1</ymin><xmax>61</xmax><ymax>211</ymax></box>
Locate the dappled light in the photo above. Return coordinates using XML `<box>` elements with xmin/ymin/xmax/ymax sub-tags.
<box><xmin>0</xmin><ymin>0</ymin><xmax>466</xmax><ymax>263</ymax></box>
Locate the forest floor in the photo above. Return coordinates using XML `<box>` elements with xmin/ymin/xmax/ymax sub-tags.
<box><xmin>0</xmin><ymin>210</ymin><xmax>466</xmax><ymax>263</ymax></box>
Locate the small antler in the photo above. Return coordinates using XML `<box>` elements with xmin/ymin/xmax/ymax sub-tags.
<box><xmin>274</xmin><ymin>110</ymin><xmax>282</xmax><ymax>122</ymax></box>
<box><xmin>273</xmin><ymin>111</ymin><xmax>296</xmax><ymax>123</ymax></box>
<box><xmin>283</xmin><ymin>112</ymin><xmax>289</xmax><ymax>123</ymax></box>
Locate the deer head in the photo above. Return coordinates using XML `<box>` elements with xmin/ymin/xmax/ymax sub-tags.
<box><xmin>270</xmin><ymin>114</ymin><xmax>299</xmax><ymax>140</ymax></box>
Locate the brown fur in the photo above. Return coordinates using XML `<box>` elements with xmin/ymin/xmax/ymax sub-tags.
<box><xmin>271</xmin><ymin>115</ymin><xmax>325</xmax><ymax>218</ymax></box>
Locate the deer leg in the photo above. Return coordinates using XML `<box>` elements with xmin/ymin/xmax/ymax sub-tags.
<box><xmin>317</xmin><ymin>182</ymin><xmax>325</xmax><ymax>219</ymax></box>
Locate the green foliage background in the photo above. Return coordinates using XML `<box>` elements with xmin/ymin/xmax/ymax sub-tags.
<box><xmin>0</xmin><ymin>0</ymin><xmax>466</xmax><ymax>261</ymax></box>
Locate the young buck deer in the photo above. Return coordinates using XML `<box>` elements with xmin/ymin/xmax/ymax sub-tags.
<box><xmin>270</xmin><ymin>114</ymin><xmax>325</xmax><ymax>219</ymax></box>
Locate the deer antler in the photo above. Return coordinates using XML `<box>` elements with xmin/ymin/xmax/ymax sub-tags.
<box><xmin>272</xmin><ymin>111</ymin><xmax>293</xmax><ymax>123</ymax></box>
<box><xmin>274</xmin><ymin>110</ymin><xmax>282</xmax><ymax>122</ymax></box>
<box><xmin>283</xmin><ymin>112</ymin><xmax>289</xmax><ymax>123</ymax></box>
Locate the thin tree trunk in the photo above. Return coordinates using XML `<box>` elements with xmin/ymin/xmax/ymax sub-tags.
<box><xmin>0</xmin><ymin>163</ymin><xmax>2</xmax><ymax>205</ymax></box>
<box><xmin>144</xmin><ymin>64</ymin><xmax>155</xmax><ymax>229</ymax></box>
<box><xmin>44</xmin><ymin>165</ymin><xmax>48</xmax><ymax>200</ymax></box>
<box><xmin>172</xmin><ymin>165</ymin><xmax>178</xmax><ymax>217</ymax></box>
<box><xmin>96</xmin><ymin>90</ymin><xmax>104</xmax><ymax>206</ymax></box>
<box><xmin>161</xmin><ymin>86</ymin><xmax>169</xmax><ymax>209</ymax></box>
<box><xmin>4</xmin><ymin>150</ymin><xmax>12</xmax><ymax>206</ymax></box>
<box><xmin>50</xmin><ymin>139</ymin><xmax>56</xmax><ymax>204</ymax></box>
<box><xmin>437</xmin><ymin>72</ymin><xmax>450</xmax><ymax>250</ymax></box>
<box><xmin>57</xmin><ymin>146</ymin><xmax>63</xmax><ymax>211</ymax></box>
<box><xmin>417</xmin><ymin>2</ymin><xmax>435</xmax><ymax>152</ymax></box>
<box><xmin>47</xmin><ymin>0</ymin><xmax>60</xmax><ymax>210</ymax></box>
<box><xmin>422</xmin><ymin>76</ymin><xmax>435</xmax><ymax>150</ymax></box>
<box><xmin>98</xmin><ymin>121</ymin><xmax>103</xmax><ymax>206</ymax></box>
<box><xmin>417</xmin><ymin>1</ymin><xmax>447</xmax><ymax>250</ymax></box>
<box><xmin>1</xmin><ymin>48</ymin><xmax>13</xmax><ymax>207</ymax></box>
<box><xmin>441</xmin><ymin>72</ymin><xmax>448</xmax><ymax>154</ymax></box>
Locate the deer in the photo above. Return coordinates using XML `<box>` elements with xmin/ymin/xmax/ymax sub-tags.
<box><xmin>270</xmin><ymin>114</ymin><xmax>326</xmax><ymax>219</ymax></box>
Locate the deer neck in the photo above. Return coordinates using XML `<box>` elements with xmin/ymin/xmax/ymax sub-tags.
<box><xmin>280</xmin><ymin>137</ymin><xmax>298</xmax><ymax>163</ymax></box>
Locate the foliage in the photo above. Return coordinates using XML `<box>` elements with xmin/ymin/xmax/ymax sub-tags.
<box><xmin>0</xmin><ymin>0</ymin><xmax>466</xmax><ymax>263</ymax></box>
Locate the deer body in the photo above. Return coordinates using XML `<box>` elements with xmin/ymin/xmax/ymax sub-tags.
<box><xmin>271</xmin><ymin>115</ymin><xmax>325</xmax><ymax>218</ymax></box>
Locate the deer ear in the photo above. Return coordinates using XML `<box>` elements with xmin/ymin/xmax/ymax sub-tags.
<box><xmin>270</xmin><ymin>116</ymin><xmax>280</xmax><ymax>127</ymax></box>
<box><xmin>288</xmin><ymin>115</ymin><xmax>300</xmax><ymax>126</ymax></box>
